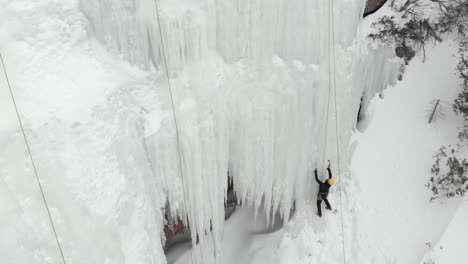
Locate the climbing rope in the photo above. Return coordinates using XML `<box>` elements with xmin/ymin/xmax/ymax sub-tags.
<box><xmin>154</xmin><ymin>0</ymin><xmax>187</xmax><ymax>200</ymax></box>
<box><xmin>329</xmin><ymin>0</ymin><xmax>347</xmax><ymax>263</ymax></box>
<box><xmin>0</xmin><ymin>53</ymin><xmax>67</xmax><ymax>264</ymax></box>
<box><xmin>153</xmin><ymin>0</ymin><xmax>192</xmax><ymax>242</ymax></box>
<box><xmin>320</xmin><ymin>0</ymin><xmax>333</xmax><ymax>172</ymax></box>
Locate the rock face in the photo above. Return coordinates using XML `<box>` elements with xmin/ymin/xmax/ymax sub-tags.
<box><xmin>364</xmin><ymin>0</ymin><xmax>387</xmax><ymax>17</ymax></box>
<box><xmin>164</xmin><ymin>218</ymin><xmax>186</xmax><ymax>249</ymax></box>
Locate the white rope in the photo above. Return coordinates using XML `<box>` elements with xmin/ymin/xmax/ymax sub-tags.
<box><xmin>329</xmin><ymin>0</ymin><xmax>347</xmax><ymax>263</ymax></box>
<box><xmin>0</xmin><ymin>53</ymin><xmax>67</xmax><ymax>264</ymax></box>
<box><xmin>320</xmin><ymin>3</ymin><xmax>332</xmax><ymax>174</ymax></box>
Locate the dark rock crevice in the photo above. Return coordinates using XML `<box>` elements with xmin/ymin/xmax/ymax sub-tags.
<box><xmin>364</xmin><ymin>0</ymin><xmax>388</xmax><ymax>17</ymax></box>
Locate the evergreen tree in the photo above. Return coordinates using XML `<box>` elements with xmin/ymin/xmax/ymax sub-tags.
<box><xmin>369</xmin><ymin>0</ymin><xmax>468</xmax><ymax>200</ymax></box>
<box><xmin>428</xmin><ymin>39</ymin><xmax>468</xmax><ymax>201</ymax></box>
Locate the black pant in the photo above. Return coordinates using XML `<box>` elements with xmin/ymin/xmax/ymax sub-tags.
<box><xmin>317</xmin><ymin>194</ymin><xmax>331</xmax><ymax>215</ymax></box>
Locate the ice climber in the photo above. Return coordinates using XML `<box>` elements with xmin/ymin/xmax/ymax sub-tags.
<box><xmin>315</xmin><ymin>162</ymin><xmax>335</xmax><ymax>217</ymax></box>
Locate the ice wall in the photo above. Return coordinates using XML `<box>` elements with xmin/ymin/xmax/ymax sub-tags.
<box><xmin>0</xmin><ymin>0</ymin><xmax>401</xmax><ymax>263</ymax></box>
<box><xmin>81</xmin><ymin>0</ymin><xmax>389</xmax><ymax>260</ymax></box>
<box><xmin>79</xmin><ymin>0</ymin><xmax>371</xmax><ymax>260</ymax></box>
<box><xmin>0</xmin><ymin>1</ymin><xmax>168</xmax><ymax>262</ymax></box>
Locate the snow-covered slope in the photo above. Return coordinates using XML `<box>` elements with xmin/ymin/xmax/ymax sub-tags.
<box><xmin>352</xmin><ymin>42</ymin><xmax>465</xmax><ymax>264</ymax></box>
<box><xmin>421</xmin><ymin>202</ymin><xmax>468</xmax><ymax>264</ymax></box>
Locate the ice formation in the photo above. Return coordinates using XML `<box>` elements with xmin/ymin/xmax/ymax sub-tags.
<box><xmin>0</xmin><ymin>0</ymin><xmax>401</xmax><ymax>263</ymax></box>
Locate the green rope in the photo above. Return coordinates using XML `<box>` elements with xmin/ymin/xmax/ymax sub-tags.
<box><xmin>153</xmin><ymin>0</ymin><xmax>194</xmax><ymax>250</ymax></box>
<box><xmin>0</xmin><ymin>53</ymin><xmax>67</xmax><ymax>264</ymax></box>
<box><xmin>153</xmin><ymin>0</ymin><xmax>188</xmax><ymax>211</ymax></box>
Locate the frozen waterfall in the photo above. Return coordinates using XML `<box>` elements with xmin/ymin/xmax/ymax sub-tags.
<box><xmin>0</xmin><ymin>0</ymin><xmax>400</xmax><ymax>263</ymax></box>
